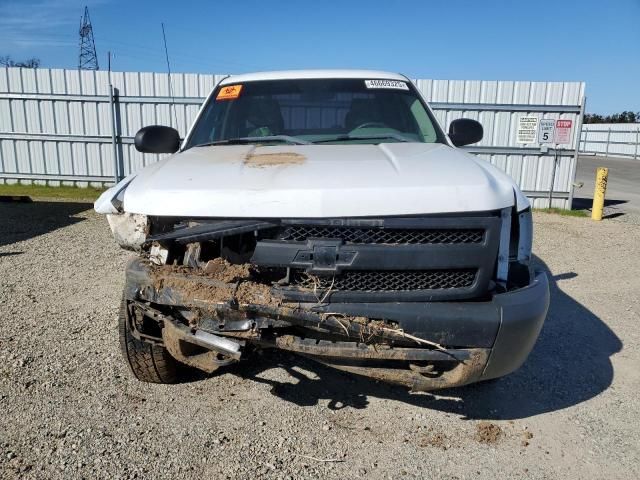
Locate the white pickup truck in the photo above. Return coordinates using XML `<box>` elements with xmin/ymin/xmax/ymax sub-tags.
<box><xmin>95</xmin><ymin>70</ymin><xmax>549</xmax><ymax>391</ymax></box>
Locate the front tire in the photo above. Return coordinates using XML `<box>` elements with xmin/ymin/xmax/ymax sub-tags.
<box><xmin>118</xmin><ymin>298</ymin><xmax>183</xmax><ymax>384</ymax></box>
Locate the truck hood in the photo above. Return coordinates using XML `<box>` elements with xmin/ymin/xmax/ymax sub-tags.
<box><xmin>103</xmin><ymin>143</ymin><xmax>526</xmax><ymax>217</ymax></box>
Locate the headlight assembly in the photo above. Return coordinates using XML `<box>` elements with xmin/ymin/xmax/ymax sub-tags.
<box><xmin>106</xmin><ymin>213</ymin><xmax>148</xmax><ymax>251</ymax></box>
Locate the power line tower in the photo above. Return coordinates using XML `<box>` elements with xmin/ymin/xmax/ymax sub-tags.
<box><xmin>78</xmin><ymin>6</ymin><xmax>99</xmax><ymax>70</ymax></box>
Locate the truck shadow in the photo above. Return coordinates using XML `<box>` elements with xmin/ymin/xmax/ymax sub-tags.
<box><xmin>573</xmin><ymin>197</ymin><xmax>629</xmax><ymax>219</ymax></box>
<box><xmin>573</xmin><ymin>197</ymin><xmax>627</xmax><ymax>210</ymax></box>
<box><xmin>232</xmin><ymin>255</ymin><xmax>622</xmax><ymax>420</ymax></box>
<box><xmin>0</xmin><ymin>201</ymin><xmax>91</xmax><ymax>248</ymax></box>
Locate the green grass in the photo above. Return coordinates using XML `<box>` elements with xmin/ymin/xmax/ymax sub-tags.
<box><xmin>0</xmin><ymin>183</ymin><xmax>107</xmax><ymax>201</ymax></box>
<box><xmin>533</xmin><ymin>207</ymin><xmax>588</xmax><ymax>217</ymax></box>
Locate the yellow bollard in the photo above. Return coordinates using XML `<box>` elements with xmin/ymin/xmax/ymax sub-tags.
<box><xmin>591</xmin><ymin>167</ymin><xmax>609</xmax><ymax>221</ymax></box>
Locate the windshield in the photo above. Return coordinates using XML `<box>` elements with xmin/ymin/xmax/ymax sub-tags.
<box><xmin>184</xmin><ymin>78</ymin><xmax>444</xmax><ymax>148</ymax></box>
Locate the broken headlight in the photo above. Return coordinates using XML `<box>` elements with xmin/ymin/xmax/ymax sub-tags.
<box><xmin>106</xmin><ymin>213</ymin><xmax>148</xmax><ymax>251</ymax></box>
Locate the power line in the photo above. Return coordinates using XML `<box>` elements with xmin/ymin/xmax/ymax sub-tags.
<box><xmin>78</xmin><ymin>6</ymin><xmax>99</xmax><ymax>70</ymax></box>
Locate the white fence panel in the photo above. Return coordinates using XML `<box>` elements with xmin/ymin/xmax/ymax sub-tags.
<box><xmin>580</xmin><ymin>123</ymin><xmax>640</xmax><ymax>159</ymax></box>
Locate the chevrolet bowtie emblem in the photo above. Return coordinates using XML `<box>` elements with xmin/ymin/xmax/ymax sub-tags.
<box><xmin>293</xmin><ymin>239</ymin><xmax>357</xmax><ymax>274</ymax></box>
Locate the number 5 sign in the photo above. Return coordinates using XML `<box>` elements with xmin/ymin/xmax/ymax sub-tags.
<box><xmin>538</xmin><ymin>119</ymin><xmax>555</xmax><ymax>144</ymax></box>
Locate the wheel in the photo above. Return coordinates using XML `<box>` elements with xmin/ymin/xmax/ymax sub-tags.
<box><xmin>118</xmin><ymin>297</ymin><xmax>184</xmax><ymax>384</ymax></box>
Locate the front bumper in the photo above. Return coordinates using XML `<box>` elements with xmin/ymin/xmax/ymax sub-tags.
<box><xmin>124</xmin><ymin>258</ymin><xmax>549</xmax><ymax>390</ymax></box>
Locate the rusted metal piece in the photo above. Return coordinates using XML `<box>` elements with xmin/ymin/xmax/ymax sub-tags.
<box><xmin>161</xmin><ymin>315</ymin><xmax>242</xmax><ymax>358</ymax></box>
<box><xmin>314</xmin><ymin>348</ymin><xmax>490</xmax><ymax>392</ymax></box>
<box><xmin>270</xmin><ymin>336</ymin><xmax>470</xmax><ymax>363</ymax></box>
<box><xmin>162</xmin><ymin>325</ymin><xmax>223</xmax><ymax>373</ymax></box>
<box><xmin>263</xmin><ymin>335</ymin><xmax>489</xmax><ymax>391</ymax></box>
<box><xmin>161</xmin><ymin>316</ymin><xmax>241</xmax><ymax>373</ymax></box>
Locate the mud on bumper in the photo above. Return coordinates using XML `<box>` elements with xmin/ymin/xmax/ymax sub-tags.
<box><xmin>123</xmin><ymin>258</ymin><xmax>549</xmax><ymax>391</ymax></box>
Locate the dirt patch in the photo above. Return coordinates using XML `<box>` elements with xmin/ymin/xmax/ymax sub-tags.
<box><xmin>154</xmin><ymin>258</ymin><xmax>250</xmax><ymax>284</ymax></box>
<box><xmin>475</xmin><ymin>422</ymin><xmax>503</xmax><ymax>444</ymax></box>
<box><xmin>235</xmin><ymin>281</ymin><xmax>281</xmax><ymax>308</ymax></box>
<box><xmin>244</xmin><ymin>152</ymin><xmax>305</xmax><ymax>168</ymax></box>
<box><xmin>150</xmin><ymin>258</ymin><xmax>280</xmax><ymax>308</ymax></box>
<box><xmin>419</xmin><ymin>432</ymin><xmax>450</xmax><ymax>450</ymax></box>
<box><xmin>203</xmin><ymin>257</ymin><xmax>251</xmax><ymax>283</ymax></box>
<box><xmin>521</xmin><ymin>429</ymin><xmax>534</xmax><ymax>447</ymax></box>
<box><xmin>153</xmin><ymin>274</ymin><xmax>234</xmax><ymax>303</ymax></box>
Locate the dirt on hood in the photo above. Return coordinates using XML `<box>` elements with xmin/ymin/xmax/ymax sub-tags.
<box><xmin>244</xmin><ymin>152</ymin><xmax>305</xmax><ymax>168</ymax></box>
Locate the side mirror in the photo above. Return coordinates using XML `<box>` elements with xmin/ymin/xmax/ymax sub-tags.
<box><xmin>448</xmin><ymin>119</ymin><xmax>483</xmax><ymax>147</ymax></box>
<box><xmin>134</xmin><ymin>125</ymin><xmax>181</xmax><ymax>154</ymax></box>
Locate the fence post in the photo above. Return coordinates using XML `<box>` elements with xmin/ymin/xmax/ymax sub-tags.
<box><xmin>567</xmin><ymin>95</ymin><xmax>586</xmax><ymax>210</ymax></box>
<box><xmin>108</xmin><ymin>83</ymin><xmax>119</xmax><ymax>184</ymax></box>
<box><xmin>113</xmin><ymin>87</ymin><xmax>125</xmax><ymax>180</ymax></box>
<box><xmin>635</xmin><ymin>128</ymin><xmax>639</xmax><ymax>160</ymax></box>
<box><xmin>605</xmin><ymin>127</ymin><xmax>611</xmax><ymax>156</ymax></box>
<box><xmin>548</xmin><ymin>146</ymin><xmax>559</xmax><ymax>209</ymax></box>
<box><xmin>107</xmin><ymin>53</ymin><xmax>119</xmax><ymax>184</ymax></box>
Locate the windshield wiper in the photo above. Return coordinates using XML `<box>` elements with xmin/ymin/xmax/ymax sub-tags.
<box><xmin>312</xmin><ymin>133</ymin><xmax>414</xmax><ymax>144</ymax></box>
<box><xmin>191</xmin><ymin>135</ymin><xmax>311</xmax><ymax>148</ymax></box>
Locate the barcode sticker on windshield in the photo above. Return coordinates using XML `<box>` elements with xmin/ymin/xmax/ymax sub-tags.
<box><xmin>364</xmin><ymin>80</ymin><xmax>409</xmax><ymax>90</ymax></box>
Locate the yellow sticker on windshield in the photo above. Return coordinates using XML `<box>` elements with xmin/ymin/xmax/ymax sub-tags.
<box><xmin>217</xmin><ymin>84</ymin><xmax>243</xmax><ymax>100</ymax></box>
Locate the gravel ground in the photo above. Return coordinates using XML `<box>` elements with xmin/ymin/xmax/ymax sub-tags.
<box><xmin>1</xmin><ymin>201</ymin><xmax>639</xmax><ymax>479</ymax></box>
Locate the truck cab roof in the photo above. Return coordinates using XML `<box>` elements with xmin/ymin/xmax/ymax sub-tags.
<box><xmin>219</xmin><ymin>69</ymin><xmax>408</xmax><ymax>85</ymax></box>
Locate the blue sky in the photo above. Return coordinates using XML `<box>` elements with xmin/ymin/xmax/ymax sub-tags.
<box><xmin>1</xmin><ymin>0</ymin><xmax>638</xmax><ymax>114</ymax></box>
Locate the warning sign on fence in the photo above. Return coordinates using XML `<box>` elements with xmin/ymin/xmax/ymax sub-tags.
<box><xmin>517</xmin><ymin>116</ymin><xmax>539</xmax><ymax>144</ymax></box>
<box><xmin>554</xmin><ymin>119</ymin><xmax>573</xmax><ymax>144</ymax></box>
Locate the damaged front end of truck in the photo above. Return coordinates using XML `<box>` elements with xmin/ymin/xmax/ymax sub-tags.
<box><xmin>109</xmin><ymin>208</ymin><xmax>548</xmax><ymax>391</ymax></box>
<box><xmin>98</xmin><ymin>71</ymin><xmax>550</xmax><ymax>391</ymax></box>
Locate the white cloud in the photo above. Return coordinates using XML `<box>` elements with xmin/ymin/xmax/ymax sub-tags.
<box><xmin>0</xmin><ymin>0</ymin><xmax>106</xmax><ymax>51</ymax></box>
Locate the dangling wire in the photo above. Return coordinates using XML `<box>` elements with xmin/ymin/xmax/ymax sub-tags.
<box><xmin>161</xmin><ymin>23</ymin><xmax>179</xmax><ymax>130</ymax></box>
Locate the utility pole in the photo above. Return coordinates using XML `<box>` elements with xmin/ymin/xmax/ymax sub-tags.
<box><xmin>78</xmin><ymin>6</ymin><xmax>99</xmax><ymax>70</ymax></box>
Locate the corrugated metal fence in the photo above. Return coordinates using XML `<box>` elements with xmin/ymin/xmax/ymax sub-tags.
<box><xmin>0</xmin><ymin>67</ymin><xmax>585</xmax><ymax>208</ymax></box>
<box><xmin>580</xmin><ymin>123</ymin><xmax>640</xmax><ymax>159</ymax></box>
